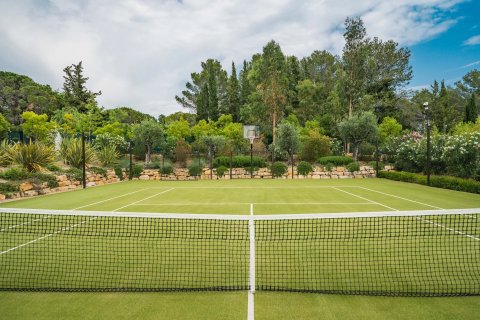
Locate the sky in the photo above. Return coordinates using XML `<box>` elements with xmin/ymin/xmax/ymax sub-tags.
<box><xmin>0</xmin><ymin>0</ymin><xmax>479</xmax><ymax>117</ymax></box>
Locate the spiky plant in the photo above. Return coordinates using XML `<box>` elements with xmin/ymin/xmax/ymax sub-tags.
<box><xmin>6</xmin><ymin>142</ymin><xmax>56</xmax><ymax>172</ymax></box>
<box><xmin>0</xmin><ymin>140</ymin><xmax>12</xmax><ymax>166</ymax></box>
<box><xmin>60</xmin><ymin>138</ymin><xmax>95</xmax><ymax>168</ymax></box>
<box><xmin>96</xmin><ymin>144</ymin><xmax>119</xmax><ymax>167</ymax></box>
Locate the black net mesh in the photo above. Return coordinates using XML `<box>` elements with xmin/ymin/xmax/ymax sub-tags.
<box><xmin>1</xmin><ymin>210</ymin><xmax>479</xmax><ymax>296</ymax></box>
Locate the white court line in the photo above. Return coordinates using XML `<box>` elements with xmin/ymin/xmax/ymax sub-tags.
<box><xmin>71</xmin><ymin>188</ymin><xmax>151</xmax><ymax>210</ymax></box>
<box><xmin>415</xmin><ymin>217</ymin><xmax>480</xmax><ymax>241</ymax></box>
<box><xmin>332</xmin><ymin>187</ymin><xmax>397</xmax><ymax>211</ymax></box>
<box><xmin>158</xmin><ymin>186</ymin><xmax>358</xmax><ymax>189</ymax></box>
<box><xmin>131</xmin><ymin>202</ymin><xmax>375</xmax><ymax>206</ymax></box>
<box><xmin>112</xmin><ymin>188</ymin><xmax>175</xmax><ymax>212</ymax></box>
<box><xmin>0</xmin><ymin>216</ymin><xmax>50</xmax><ymax>232</ymax></box>
<box><xmin>358</xmin><ymin>187</ymin><xmax>444</xmax><ymax>210</ymax></box>
<box><xmin>0</xmin><ymin>217</ymin><xmax>97</xmax><ymax>255</ymax></box>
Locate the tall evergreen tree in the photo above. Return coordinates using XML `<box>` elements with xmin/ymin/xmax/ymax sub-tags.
<box><xmin>239</xmin><ymin>60</ymin><xmax>252</xmax><ymax>107</ymax></box>
<box><xmin>227</xmin><ymin>62</ymin><xmax>241</xmax><ymax>121</ymax></box>
<box><xmin>465</xmin><ymin>93</ymin><xmax>478</xmax><ymax>123</ymax></box>
<box><xmin>63</xmin><ymin>61</ymin><xmax>101</xmax><ymax>113</ymax></box>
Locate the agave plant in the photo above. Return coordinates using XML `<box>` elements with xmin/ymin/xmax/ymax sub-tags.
<box><xmin>6</xmin><ymin>142</ymin><xmax>56</xmax><ymax>172</ymax></box>
<box><xmin>0</xmin><ymin>140</ymin><xmax>12</xmax><ymax>166</ymax></box>
<box><xmin>96</xmin><ymin>144</ymin><xmax>119</xmax><ymax>167</ymax></box>
<box><xmin>60</xmin><ymin>138</ymin><xmax>95</xmax><ymax>168</ymax></box>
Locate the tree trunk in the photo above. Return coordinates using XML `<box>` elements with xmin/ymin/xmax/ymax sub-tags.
<box><xmin>146</xmin><ymin>145</ymin><xmax>152</xmax><ymax>164</ymax></box>
<box><xmin>272</xmin><ymin>110</ymin><xmax>277</xmax><ymax>145</ymax></box>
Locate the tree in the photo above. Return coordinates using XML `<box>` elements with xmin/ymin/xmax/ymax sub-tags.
<box><xmin>166</xmin><ymin>116</ymin><xmax>191</xmax><ymax>141</ymax></box>
<box><xmin>20</xmin><ymin>111</ymin><xmax>56</xmax><ymax>143</ymax></box>
<box><xmin>227</xmin><ymin>62</ymin><xmax>241</xmax><ymax>121</ymax></box>
<box><xmin>63</xmin><ymin>61</ymin><xmax>101</xmax><ymax>113</ymax></box>
<box><xmin>455</xmin><ymin>69</ymin><xmax>480</xmax><ymax>95</ymax></box>
<box><xmin>299</xmin><ymin>130</ymin><xmax>331</xmax><ymax>163</ymax></box>
<box><xmin>378</xmin><ymin>116</ymin><xmax>402</xmax><ymax>144</ymax></box>
<box><xmin>276</xmin><ymin>121</ymin><xmax>300</xmax><ymax>178</ymax></box>
<box><xmin>338</xmin><ymin>111</ymin><xmax>378</xmax><ymax>160</ymax></box>
<box><xmin>132</xmin><ymin>120</ymin><xmax>165</xmax><ymax>163</ymax></box>
<box><xmin>465</xmin><ymin>93</ymin><xmax>478</xmax><ymax>123</ymax></box>
<box><xmin>0</xmin><ymin>113</ymin><xmax>10</xmax><ymax>140</ymax></box>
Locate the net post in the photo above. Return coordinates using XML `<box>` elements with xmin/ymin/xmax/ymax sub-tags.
<box><xmin>248</xmin><ymin>203</ymin><xmax>255</xmax><ymax>320</ymax></box>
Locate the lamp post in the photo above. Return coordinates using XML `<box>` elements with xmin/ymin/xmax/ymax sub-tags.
<box><xmin>424</xmin><ymin>102</ymin><xmax>431</xmax><ymax>186</ymax></box>
<box><xmin>81</xmin><ymin>132</ymin><xmax>86</xmax><ymax>189</ymax></box>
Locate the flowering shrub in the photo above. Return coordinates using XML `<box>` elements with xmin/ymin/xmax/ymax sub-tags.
<box><xmin>443</xmin><ymin>132</ymin><xmax>480</xmax><ymax>179</ymax></box>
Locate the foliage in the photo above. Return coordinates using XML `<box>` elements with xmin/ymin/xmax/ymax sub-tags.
<box><xmin>62</xmin><ymin>61</ymin><xmax>101</xmax><ymax>112</ymax></box>
<box><xmin>60</xmin><ymin>138</ymin><xmax>95</xmax><ymax>168</ymax></box>
<box><xmin>114</xmin><ymin>166</ymin><xmax>124</xmax><ymax>181</ymax></box>
<box><xmin>443</xmin><ymin>133</ymin><xmax>479</xmax><ymax>179</ymax></box>
<box><xmin>378</xmin><ymin>117</ymin><xmax>402</xmax><ymax>144</ymax></box>
<box><xmin>0</xmin><ymin>182</ymin><xmax>18</xmax><ymax>194</ymax></box>
<box><xmin>0</xmin><ymin>140</ymin><xmax>11</xmax><ymax>166</ymax></box>
<box><xmin>90</xmin><ymin>166</ymin><xmax>108</xmax><ymax>177</ymax></box>
<box><xmin>188</xmin><ymin>164</ymin><xmax>203</xmax><ymax>177</ymax></box>
<box><xmin>317</xmin><ymin>156</ymin><xmax>354</xmax><ymax>166</ymax></box>
<box><xmin>299</xmin><ymin>130</ymin><xmax>331</xmax><ymax>162</ymax></box>
<box><xmin>166</xmin><ymin>116</ymin><xmax>191</xmax><ymax>141</ymax></box>
<box><xmin>346</xmin><ymin>162</ymin><xmax>360</xmax><ymax>172</ymax></box>
<box><xmin>370</xmin><ymin>161</ymin><xmax>385</xmax><ymax>170</ymax></box>
<box><xmin>5</xmin><ymin>142</ymin><xmax>55</xmax><ymax>172</ymax></box>
<box><xmin>215</xmin><ymin>165</ymin><xmax>228</xmax><ymax>178</ymax></box>
<box><xmin>96</xmin><ymin>145</ymin><xmax>119</xmax><ymax>167</ymax></box>
<box><xmin>132</xmin><ymin>120</ymin><xmax>165</xmax><ymax>163</ymax></box>
<box><xmin>94</xmin><ymin>133</ymin><xmax>127</xmax><ymax>150</ymax></box>
<box><xmin>464</xmin><ymin>93</ymin><xmax>478</xmax><ymax>123</ymax></box>
<box><xmin>159</xmin><ymin>164</ymin><xmax>174</xmax><ymax>175</ymax></box>
<box><xmin>276</xmin><ymin>121</ymin><xmax>300</xmax><ymax>158</ymax></box>
<box><xmin>93</xmin><ymin>121</ymin><xmax>125</xmax><ymax>136</ymax></box>
<box><xmin>173</xmin><ymin>140</ymin><xmax>191</xmax><ymax>167</ymax></box>
<box><xmin>337</xmin><ymin>111</ymin><xmax>378</xmax><ymax>160</ymax></box>
<box><xmin>213</xmin><ymin>156</ymin><xmax>266</xmax><ymax>168</ymax></box>
<box><xmin>0</xmin><ymin>113</ymin><xmax>10</xmax><ymax>140</ymax></box>
<box><xmin>64</xmin><ymin>167</ymin><xmax>83</xmax><ymax>181</ymax></box>
<box><xmin>131</xmin><ymin>164</ymin><xmax>143</xmax><ymax>178</ymax></box>
<box><xmin>0</xmin><ymin>168</ymin><xmax>30</xmax><ymax>180</ymax></box>
<box><xmin>29</xmin><ymin>172</ymin><xmax>59</xmax><ymax>188</ymax></box>
<box><xmin>297</xmin><ymin>161</ymin><xmax>313</xmax><ymax>176</ymax></box>
<box><xmin>20</xmin><ymin>111</ymin><xmax>57</xmax><ymax>143</ymax></box>
<box><xmin>271</xmin><ymin>161</ymin><xmax>288</xmax><ymax>178</ymax></box>
<box><xmin>452</xmin><ymin>118</ymin><xmax>480</xmax><ymax>135</ymax></box>
<box><xmin>46</xmin><ymin>164</ymin><xmax>62</xmax><ymax>172</ymax></box>
<box><xmin>378</xmin><ymin>171</ymin><xmax>480</xmax><ymax>194</ymax></box>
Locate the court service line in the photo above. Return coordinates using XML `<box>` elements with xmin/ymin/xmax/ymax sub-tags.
<box><xmin>131</xmin><ymin>202</ymin><xmax>375</xmax><ymax>206</ymax></box>
<box><xmin>0</xmin><ymin>217</ymin><xmax>97</xmax><ymax>255</ymax></box>
<box><xmin>71</xmin><ymin>188</ymin><xmax>151</xmax><ymax>210</ymax></box>
<box><xmin>0</xmin><ymin>216</ymin><xmax>50</xmax><ymax>232</ymax></box>
<box><xmin>112</xmin><ymin>188</ymin><xmax>175</xmax><ymax>212</ymax></box>
<box><xmin>358</xmin><ymin>187</ymin><xmax>444</xmax><ymax>210</ymax></box>
<box><xmin>331</xmin><ymin>187</ymin><xmax>397</xmax><ymax>211</ymax></box>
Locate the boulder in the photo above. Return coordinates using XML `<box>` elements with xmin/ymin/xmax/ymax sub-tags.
<box><xmin>0</xmin><ymin>194</ymin><xmax>5</xmax><ymax>201</ymax></box>
<box><xmin>19</xmin><ymin>182</ymin><xmax>33</xmax><ymax>192</ymax></box>
<box><xmin>24</xmin><ymin>190</ymin><xmax>38</xmax><ymax>197</ymax></box>
<box><xmin>139</xmin><ymin>175</ymin><xmax>150</xmax><ymax>180</ymax></box>
<box><xmin>86</xmin><ymin>182</ymin><xmax>96</xmax><ymax>187</ymax></box>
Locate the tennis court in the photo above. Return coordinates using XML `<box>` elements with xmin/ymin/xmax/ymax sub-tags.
<box><xmin>1</xmin><ymin>178</ymin><xmax>479</xmax><ymax>319</ymax></box>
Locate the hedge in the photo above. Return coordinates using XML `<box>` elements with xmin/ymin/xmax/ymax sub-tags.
<box><xmin>317</xmin><ymin>156</ymin><xmax>354</xmax><ymax>166</ymax></box>
<box><xmin>377</xmin><ymin>171</ymin><xmax>480</xmax><ymax>194</ymax></box>
<box><xmin>213</xmin><ymin>156</ymin><xmax>266</xmax><ymax>169</ymax></box>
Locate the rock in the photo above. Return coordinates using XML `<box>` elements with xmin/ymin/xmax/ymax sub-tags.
<box><xmin>86</xmin><ymin>182</ymin><xmax>96</xmax><ymax>187</ymax></box>
<box><xmin>24</xmin><ymin>190</ymin><xmax>38</xmax><ymax>197</ymax></box>
<box><xmin>19</xmin><ymin>182</ymin><xmax>33</xmax><ymax>192</ymax></box>
<box><xmin>96</xmin><ymin>181</ymin><xmax>104</xmax><ymax>186</ymax></box>
<box><xmin>38</xmin><ymin>188</ymin><xmax>51</xmax><ymax>195</ymax></box>
<box><xmin>0</xmin><ymin>194</ymin><xmax>5</xmax><ymax>201</ymax></box>
<box><xmin>139</xmin><ymin>175</ymin><xmax>150</xmax><ymax>180</ymax></box>
<box><xmin>57</xmin><ymin>175</ymin><xmax>67</xmax><ymax>182</ymax></box>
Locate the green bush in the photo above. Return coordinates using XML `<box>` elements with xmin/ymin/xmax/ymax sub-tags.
<box><xmin>0</xmin><ymin>140</ymin><xmax>11</xmax><ymax>166</ymax></box>
<box><xmin>213</xmin><ymin>156</ymin><xmax>266</xmax><ymax>168</ymax></box>
<box><xmin>346</xmin><ymin>162</ymin><xmax>360</xmax><ymax>173</ymax></box>
<box><xmin>271</xmin><ymin>162</ymin><xmax>288</xmax><ymax>178</ymax></box>
<box><xmin>324</xmin><ymin>163</ymin><xmax>333</xmax><ymax>172</ymax></box>
<box><xmin>96</xmin><ymin>145</ymin><xmax>119</xmax><ymax>167</ymax></box>
<box><xmin>114</xmin><ymin>166</ymin><xmax>124</xmax><ymax>180</ymax></box>
<box><xmin>216</xmin><ymin>165</ymin><xmax>228</xmax><ymax>178</ymax></box>
<box><xmin>60</xmin><ymin>138</ymin><xmax>95</xmax><ymax>169</ymax></box>
<box><xmin>144</xmin><ymin>162</ymin><xmax>161</xmax><ymax>169</ymax></box>
<box><xmin>46</xmin><ymin>164</ymin><xmax>62</xmax><ymax>172</ymax></box>
<box><xmin>0</xmin><ymin>168</ymin><xmax>30</xmax><ymax>180</ymax></box>
<box><xmin>64</xmin><ymin>167</ymin><xmax>83</xmax><ymax>181</ymax></box>
<box><xmin>297</xmin><ymin>161</ymin><xmax>313</xmax><ymax>176</ymax></box>
<box><xmin>369</xmin><ymin>161</ymin><xmax>385</xmax><ymax>170</ymax></box>
<box><xmin>6</xmin><ymin>142</ymin><xmax>56</xmax><ymax>172</ymax></box>
<box><xmin>90</xmin><ymin>166</ymin><xmax>108</xmax><ymax>177</ymax></box>
<box><xmin>29</xmin><ymin>173</ymin><xmax>59</xmax><ymax>188</ymax></box>
<box><xmin>159</xmin><ymin>164</ymin><xmax>174</xmax><ymax>175</ymax></box>
<box><xmin>0</xmin><ymin>182</ymin><xmax>18</xmax><ymax>194</ymax></box>
<box><xmin>317</xmin><ymin>156</ymin><xmax>354</xmax><ymax>166</ymax></box>
<box><xmin>132</xmin><ymin>164</ymin><xmax>143</xmax><ymax>178</ymax></box>
<box><xmin>188</xmin><ymin>164</ymin><xmax>202</xmax><ymax>177</ymax></box>
<box><xmin>377</xmin><ymin>171</ymin><xmax>480</xmax><ymax>194</ymax></box>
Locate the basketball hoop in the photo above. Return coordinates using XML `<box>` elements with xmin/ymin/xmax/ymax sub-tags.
<box><xmin>243</xmin><ymin>125</ymin><xmax>259</xmax><ymax>145</ymax></box>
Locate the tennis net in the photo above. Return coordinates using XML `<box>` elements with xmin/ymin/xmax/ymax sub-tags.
<box><xmin>0</xmin><ymin>208</ymin><xmax>479</xmax><ymax>296</ymax></box>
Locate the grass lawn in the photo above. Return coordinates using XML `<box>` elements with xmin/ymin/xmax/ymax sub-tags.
<box><xmin>0</xmin><ymin>178</ymin><xmax>479</xmax><ymax>319</ymax></box>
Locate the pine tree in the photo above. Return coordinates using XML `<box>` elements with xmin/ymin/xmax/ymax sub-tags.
<box><xmin>465</xmin><ymin>93</ymin><xmax>478</xmax><ymax>123</ymax></box>
<box><xmin>227</xmin><ymin>62</ymin><xmax>241</xmax><ymax>121</ymax></box>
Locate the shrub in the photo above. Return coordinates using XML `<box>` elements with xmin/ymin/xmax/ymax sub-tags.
<box><xmin>213</xmin><ymin>156</ymin><xmax>266</xmax><ymax>168</ymax></box>
<box><xmin>0</xmin><ymin>168</ymin><xmax>30</xmax><ymax>180</ymax></box>
<box><xmin>0</xmin><ymin>182</ymin><xmax>18</xmax><ymax>194</ymax></box>
<box><xmin>144</xmin><ymin>162</ymin><xmax>161</xmax><ymax>169</ymax></box>
<box><xmin>60</xmin><ymin>138</ymin><xmax>95</xmax><ymax>169</ymax></box>
<box><xmin>188</xmin><ymin>164</ymin><xmax>202</xmax><ymax>177</ymax></box>
<box><xmin>90</xmin><ymin>166</ymin><xmax>108</xmax><ymax>177</ymax></box>
<box><xmin>318</xmin><ymin>156</ymin><xmax>354</xmax><ymax>166</ymax></box>
<box><xmin>297</xmin><ymin>161</ymin><xmax>313</xmax><ymax>176</ymax></box>
<box><xmin>132</xmin><ymin>164</ymin><xmax>143</xmax><ymax>178</ymax></box>
<box><xmin>6</xmin><ymin>142</ymin><xmax>55</xmax><ymax>172</ymax></box>
<box><xmin>114</xmin><ymin>166</ymin><xmax>124</xmax><ymax>180</ymax></box>
<box><xmin>324</xmin><ymin>163</ymin><xmax>333</xmax><ymax>172</ymax></box>
<box><xmin>29</xmin><ymin>173</ymin><xmax>59</xmax><ymax>188</ymax></box>
<box><xmin>96</xmin><ymin>145</ymin><xmax>119</xmax><ymax>167</ymax></box>
<box><xmin>159</xmin><ymin>164</ymin><xmax>174</xmax><ymax>175</ymax></box>
<box><xmin>369</xmin><ymin>161</ymin><xmax>385</xmax><ymax>170</ymax></box>
<box><xmin>346</xmin><ymin>162</ymin><xmax>360</xmax><ymax>173</ymax></box>
<box><xmin>64</xmin><ymin>167</ymin><xmax>83</xmax><ymax>181</ymax></box>
<box><xmin>0</xmin><ymin>140</ymin><xmax>11</xmax><ymax>166</ymax></box>
<box><xmin>271</xmin><ymin>162</ymin><xmax>288</xmax><ymax>178</ymax></box>
<box><xmin>46</xmin><ymin>164</ymin><xmax>62</xmax><ymax>172</ymax></box>
<box><xmin>174</xmin><ymin>140</ymin><xmax>191</xmax><ymax>167</ymax></box>
<box><xmin>216</xmin><ymin>165</ymin><xmax>228</xmax><ymax>178</ymax></box>
<box><xmin>377</xmin><ymin>171</ymin><xmax>480</xmax><ymax>194</ymax></box>
<box><xmin>299</xmin><ymin>131</ymin><xmax>331</xmax><ymax>162</ymax></box>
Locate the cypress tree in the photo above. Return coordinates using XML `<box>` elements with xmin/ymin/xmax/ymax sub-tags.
<box><xmin>465</xmin><ymin>93</ymin><xmax>477</xmax><ymax>123</ymax></box>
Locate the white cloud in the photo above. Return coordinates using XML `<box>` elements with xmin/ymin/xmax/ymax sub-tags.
<box><xmin>464</xmin><ymin>35</ymin><xmax>480</xmax><ymax>45</ymax></box>
<box><xmin>461</xmin><ymin>60</ymin><xmax>480</xmax><ymax>68</ymax></box>
<box><xmin>0</xmin><ymin>0</ymin><xmax>466</xmax><ymax>116</ymax></box>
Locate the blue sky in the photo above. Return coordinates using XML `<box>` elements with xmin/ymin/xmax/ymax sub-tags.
<box><xmin>0</xmin><ymin>0</ymin><xmax>479</xmax><ymax>116</ymax></box>
<box><xmin>408</xmin><ymin>0</ymin><xmax>480</xmax><ymax>90</ymax></box>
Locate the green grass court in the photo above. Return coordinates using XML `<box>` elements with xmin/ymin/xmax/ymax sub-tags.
<box><xmin>0</xmin><ymin>178</ymin><xmax>479</xmax><ymax>319</ymax></box>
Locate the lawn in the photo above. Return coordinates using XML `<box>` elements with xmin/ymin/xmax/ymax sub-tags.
<box><xmin>0</xmin><ymin>178</ymin><xmax>479</xmax><ymax>319</ymax></box>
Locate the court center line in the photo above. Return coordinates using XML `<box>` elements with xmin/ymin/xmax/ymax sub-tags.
<box><xmin>0</xmin><ymin>217</ymin><xmax>97</xmax><ymax>255</ymax></box>
<box><xmin>331</xmin><ymin>187</ymin><xmax>397</xmax><ymax>211</ymax></box>
<box><xmin>71</xmin><ymin>188</ymin><xmax>151</xmax><ymax>210</ymax></box>
<box><xmin>358</xmin><ymin>187</ymin><xmax>444</xmax><ymax>210</ymax></box>
<box><xmin>112</xmin><ymin>188</ymin><xmax>175</xmax><ymax>212</ymax></box>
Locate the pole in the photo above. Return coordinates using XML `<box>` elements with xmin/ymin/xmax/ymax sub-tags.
<box><xmin>210</xmin><ymin>146</ymin><xmax>213</xmax><ymax>180</ymax></box>
<box><xmin>229</xmin><ymin>150</ymin><xmax>233</xmax><ymax>180</ymax></box>
<box><xmin>291</xmin><ymin>152</ymin><xmax>294</xmax><ymax>180</ymax></box>
<box><xmin>81</xmin><ymin>133</ymin><xmax>86</xmax><ymax>189</ymax></box>
<box><xmin>129</xmin><ymin>143</ymin><xmax>133</xmax><ymax>180</ymax></box>
<box><xmin>424</xmin><ymin>102</ymin><xmax>431</xmax><ymax>186</ymax></box>
<box><xmin>250</xmin><ymin>142</ymin><xmax>253</xmax><ymax>179</ymax></box>
<box><xmin>375</xmin><ymin>139</ymin><xmax>379</xmax><ymax>177</ymax></box>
